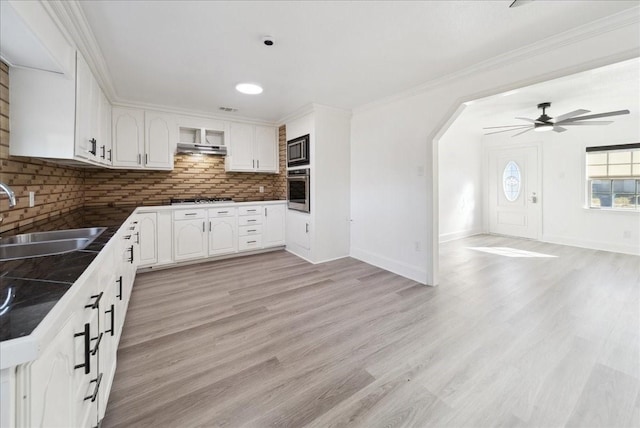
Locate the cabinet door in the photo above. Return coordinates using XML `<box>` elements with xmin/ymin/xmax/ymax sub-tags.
<box><xmin>98</xmin><ymin>90</ymin><xmax>112</xmax><ymax>165</ymax></box>
<box><xmin>145</xmin><ymin>112</ymin><xmax>175</xmax><ymax>170</ymax></box>
<box><xmin>287</xmin><ymin>212</ymin><xmax>311</xmax><ymax>250</ymax></box>
<box><xmin>157</xmin><ymin>211</ymin><xmax>174</xmax><ymax>265</ymax></box>
<box><xmin>112</xmin><ymin>107</ymin><xmax>144</xmax><ymax>168</ymax></box>
<box><xmin>174</xmin><ymin>219</ymin><xmax>207</xmax><ymax>261</ymax></box>
<box><xmin>209</xmin><ymin>217</ymin><xmax>237</xmax><ymax>256</ymax></box>
<box><xmin>20</xmin><ymin>313</ymin><xmax>82</xmax><ymax>428</ymax></box>
<box><xmin>226</xmin><ymin>121</ymin><xmax>255</xmax><ymax>171</ymax></box>
<box><xmin>138</xmin><ymin>212</ymin><xmax>158</xmax><ymax>267</ymax></box>
<box><xmin>264</xmin><ymin>204</ymin><xmax>286</xmax><ymax>247</ymax></box>
<box><xmin>75</xmin><ymin>54</ymin><xmax>96</xmax><ymax>160</ymax></box>
<box><xmin>255</xmin><ymin>125</ymin><xmax>278</xmax><ymax>172</ymax></box>
<box><xmin>99</xmin><ymin>272</ymin><xmax>118</xmax><ymax>422</ymax></box>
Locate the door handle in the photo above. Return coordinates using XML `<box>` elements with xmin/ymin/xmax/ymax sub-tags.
<box><xmin>528</xmin><ymin>192</ymin><xmax>538</xmax><ymax>204</ymax></box>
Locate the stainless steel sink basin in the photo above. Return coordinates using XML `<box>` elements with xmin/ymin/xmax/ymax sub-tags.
<box><xmin>0</xmin><ymin>239</ymin><xmax>91</xmax><ymax>261</ymax></box>
<box><xmin>0</xmin><ymin>227</ymin><xmax>106</xmax><ymax>245</ymax></box>
<box><xmin>0</xmin><ymin>227</ymin><xmax>106</xmax><ymax>261</ymax></box>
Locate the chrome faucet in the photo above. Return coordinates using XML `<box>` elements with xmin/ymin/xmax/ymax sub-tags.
<box><xmin>0</xmin><ymin>182</ymin><xmax>17</xmax><ymax>208</ymax></box>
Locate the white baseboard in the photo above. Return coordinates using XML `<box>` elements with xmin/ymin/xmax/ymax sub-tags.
<box><xmin>439</xmin><ymin>229</ymin><xmax>483</xmax><ymax>243</ymax></box>
<box><xmin>542</xmin><ymin>234</ymin><xmax>640</xmax><ymax>256</ymax></box>
<box><xmin>350</xmin><ymin>247</ymin><xmax>427</xmax><ymax>284</ymax></box>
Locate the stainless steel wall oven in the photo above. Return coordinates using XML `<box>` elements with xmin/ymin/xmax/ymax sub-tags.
<box><xmin>287</xmin><ymin>168</ymin><xmax>310</xmax><ymax>213</ymax></box>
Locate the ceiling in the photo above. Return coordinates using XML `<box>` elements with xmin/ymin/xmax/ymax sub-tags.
<box><xmin>457</xmin><ymin>57</ymin><xmax>640</xmax><ymax>135</ymax></box>
<box><xmin>79</xmin><ymin>1</ymin><xmax>639</xmax><ymax>122</ymax></box>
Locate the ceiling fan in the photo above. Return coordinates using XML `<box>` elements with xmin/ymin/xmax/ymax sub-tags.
<box><xmin>483</xmin><ymin>102</ymin><xmax>630</xmax><ymax>137</ymax></box>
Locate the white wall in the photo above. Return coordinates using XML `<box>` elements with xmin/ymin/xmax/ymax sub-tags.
<box><xmin>350</xmin><ymin>13</ymin><xmax>640</xmax><ymax>285</ymax></box>
<box><xmin>438</xmin><ymin>125</ymin><xmax>484</xmax><ymax>242</ymax></box>
<box><xmin>484</xmin><ymin>117</ymin><xmax>640</xmax><ymax>255</ymax></box>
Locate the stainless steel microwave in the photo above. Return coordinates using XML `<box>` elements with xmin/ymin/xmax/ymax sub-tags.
<box><xmin>287</xmin><ymin>134</ymin><xmax>310</xmax><ymax>167</ymax></box>
<box><xmin>287</xmin><ymin>168</ymin><xmax>310</xmax><ymax>213</ymax></box>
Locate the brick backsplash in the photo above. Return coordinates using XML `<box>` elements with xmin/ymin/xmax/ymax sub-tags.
<box><xmin>0</xmin><ymin>60</ymin><xmax>286</xmax><ymax>234</ymax></box>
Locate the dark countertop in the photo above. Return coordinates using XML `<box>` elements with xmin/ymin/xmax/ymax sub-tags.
<box><xmin>0</xmin><ymin>206</ymin><xmax>136</xmax><ymax>342</ymax></box>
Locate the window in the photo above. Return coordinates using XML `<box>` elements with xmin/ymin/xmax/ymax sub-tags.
<box><xmin>502</xmin><ymin>161</ymin><xmax>521</xmax><ymax>202</ymax></box>
<box><xmin>586</xmin><ymin>143</ymin><xmax>640</xmax><ymax>210</ymax></box>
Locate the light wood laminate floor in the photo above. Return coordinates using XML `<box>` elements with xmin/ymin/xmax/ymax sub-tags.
<box><xmin>102</xmin><ymin>235</ymin><xmax>640</xmax><ymax>428</ymax></box>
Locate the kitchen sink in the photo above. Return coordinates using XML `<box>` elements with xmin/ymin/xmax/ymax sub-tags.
<box><xmin>0</xmin><ymin>227</ymin><xmax>106</xmax><ymax>261</ymax></box>
<box><xmin>0</xmin><ymin>239</ymin><xmax>92</xmax><ymax>261</ymax></box>
<box><xmin>0</xmin><ymin>227</ymin><xmax>106</xmax><ymax>245</ymax></box>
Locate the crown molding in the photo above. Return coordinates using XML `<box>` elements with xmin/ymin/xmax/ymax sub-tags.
<box><xmin>112</xmin><ymin>100</ymin><xmax>278</xmax><ymax>126</ymax></box>
<box><xmin>354</xmin><ymin>6</ymin><xmax>640</xmax><ymax>115</ymax></box>
<box><xmin>43</xmin><ymin>0</ymin><xmax>117</xmax><ymax>101</ymax></box>
<box><xmin>277</xmin><ymin>102</ymin><xmax>352</xmax><ymax>125</ymax></box>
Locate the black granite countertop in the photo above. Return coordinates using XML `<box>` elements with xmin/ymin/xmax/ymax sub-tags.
<box><xmin>0</xmin><ymin>206</ymin><xmax>136</xmax><ymax>342</ymax></box>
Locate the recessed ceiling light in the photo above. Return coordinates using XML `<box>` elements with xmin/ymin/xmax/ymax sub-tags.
<box><xmin>236</xmin><ymin>83</ymin><xmax>263</xmax><ymax>95</ymax></box>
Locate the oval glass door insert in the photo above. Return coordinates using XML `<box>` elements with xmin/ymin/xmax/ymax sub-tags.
<box><xmin>503</xmin><ymin>161</ymin><xmax>521</xmax><ymax>202</ymax></box>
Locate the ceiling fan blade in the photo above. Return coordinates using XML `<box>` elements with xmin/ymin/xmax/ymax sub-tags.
<box><xmin>483</xmin><ymin>124</ymin><xmax>531</xmax><ymax>130</ymax></box>
<box><xmin>511</xmin><ymin>127</ymin><xmax>535</xmax><ymax>137</ymax></box>
<box><xmin>554</xmin><ymin>109</ymin><xmax>590</xmax><ymax>123</ymax></box>
<box><xmin>485</xmin><ymin>126</ymin><xmax>532</xmax><ymax>135</ymax></box>
<box><xmin>515</xmin><ymin>117</ymin><xmax>543</xmax><ymax>124</ymax></box>
<box><xmin>561</xmin><ymin>109</ymin><xmax>630</xmax><ymax>122</ymax></box>
<box><xmin>552</xmin><ymin>126</ymin><xmax>567</xmax><ymax>133</ymax></box>
<box><xmin>559</xmin><ymin>121</ymin><xmax>614</xmax><ymax>126</ymax></box>
<box><xmin>509</xmin><ymin>0</ymin><xmax>534</xmax><ymax>7</ymax></box>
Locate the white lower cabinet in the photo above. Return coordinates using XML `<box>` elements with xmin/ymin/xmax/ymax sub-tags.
<box><xmin>137</xmin><ymin>212</ymin><xmax>158</xmax><ymax>267</ymax></box>
<box><xmin>264</xmin><ymin>204</ymin><xmax>286</xmax><ymax>247</ymax></box>
<box><xmin>174</xmin><ymin>210</ymin><xmax>208</xmax><ymax>261</ymax></box>
<box><xmin>208</xmin><ymin>208</ymin><xmax>238</xmax><ymax>256</ymax></box>
<box><xmin>287</xmin><ymin>210</ymin><xmax>311</xmax><ymax>250</ymax></box>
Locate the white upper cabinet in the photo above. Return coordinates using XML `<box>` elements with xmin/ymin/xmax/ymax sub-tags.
<box><xmin>112</xmin><ymin>107</ymin><xmax>144</xmax><ymax>168</ymax></box>
<box><xmin>255</xmin><ymin>125</ymin><xmax>279</xmax><ymax>172</ymax></box>
<box><xmin>144</xmin><ymin>112</ymin><xmax>176</xmax><ymax>169</ymax></box>
<box><xmin>226</xmin><ymin>122</ymin><xmax>278</xmax><ymax>173</ymax></box>
<box><xmin>9</xmin><ymin>51</ymin><xmax>109</xmax><ymax>167</ymax></box>
<box><xmin>112</xmin><ymin>108</ymin><xmax>175</xmax><ymax>170</ymax></box>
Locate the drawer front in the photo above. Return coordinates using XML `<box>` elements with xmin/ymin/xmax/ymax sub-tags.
<box><xmin>238</xmin><ymin>215</ymin><xmax>262</xmax><ymax>226</ymax></box>
<box><xmin>209</xmin><ymin>207</ymin><xmax>236</xmax><ymax>218</ymax></box>
<box><xmin>239</xmin><ymin>206</ymin><xmax>261</xmax><ymax>216</ymax></box>
<box><xmin>174</xmin><ymin>209</ymin><xmax>206</xmax><ymax>220</ymax></box>
<box><xmin>238</xmin><ymin>225</ymin><xmax>262</xmax><ymax>236</ymax></box>
<box><xmin>239</xmin><ymin>235</ymin><xmax>263</xmax><ymax>251</ymax></box>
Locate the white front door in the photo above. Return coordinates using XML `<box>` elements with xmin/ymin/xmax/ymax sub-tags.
<box><xmin>488</xmin><ymin>145</ymin><xmax>541</xmax><ymax>239</ymax></box>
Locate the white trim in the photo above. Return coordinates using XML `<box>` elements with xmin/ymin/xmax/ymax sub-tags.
<box><xmin>355</xmin><ymin>7</ymin><xmax>640</xmax><ymax>115</ymax></box>
<box><xmin>277</xmin><ymin>102</ymin><xmax>352</xmax><ymax>126</ymax></box>
<box><xmin>439</xmin><ymin>229</ymin><xmax>484</xmax><ymax>244</ymax></box>
<box><xmin>350</xmin><ymin>247</ymin><xmax>428</xmax><ymax>286</ymax></box>
<box><xmin>542</xmin><ymin>234</ymin><xmax>640</xmax><ymax>256</ymax></box>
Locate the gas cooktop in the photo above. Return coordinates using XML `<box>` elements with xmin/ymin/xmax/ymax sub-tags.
<box><xmin>170</xmin><ymin>197</ymin><xmax>235</xmax><ymax>205</ymax></box>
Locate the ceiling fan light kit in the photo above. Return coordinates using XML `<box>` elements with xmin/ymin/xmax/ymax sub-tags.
<box><xmin>483</xmin><ymin>102</ymin><xmax>630</xmax><ymax>137</ymax></box>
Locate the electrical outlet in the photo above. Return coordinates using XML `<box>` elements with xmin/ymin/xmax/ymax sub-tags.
<box><xmin>259</xmin><ymin>186</ymin><xmax>264</xmax><ymax>193</ymax></box>
<box><xmin>29</xmin><ymin>191</ymin><xmax>35</xmax><ymax>207</ymax></box>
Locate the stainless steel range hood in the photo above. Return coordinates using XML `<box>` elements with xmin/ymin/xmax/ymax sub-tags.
<box><xmin>176</xmin><ymin>142</ymin><xmax>227</xmax><ymax>156</ymax></box>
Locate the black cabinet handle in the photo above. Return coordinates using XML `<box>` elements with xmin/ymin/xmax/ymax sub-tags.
<box><xmin>248</xmin><ymin>229</ymin><xmax>256</xmax><ymax>233</ymax></box>
<box><xmin>116</xmin><ymin>276</ymin><xmax>123</xmax><ymax>300</ymax></box>
<box><xmin>184</xmin><ymin>213</ymin><xmax>198</xmax><ymax>216</ymax></box>
<box><xmin>128</xmin><ymin>245</ymin><xmax>134</xmax><ymax>264</ymax></box>
<box><xmin>145</xmin><ymin>153</ymin><xmax>148</xmax><ymax>165</ymax></box>
<box><xmin>74</xmin><ymin>323</ymin><xmax>91</xmax><ymax>375</ymax></box>
<box><xmin>209</xmin><ymin>221</ymin><xmax>211</xmax><ymax>232</ymax></box>
<box><xmin>84</xmin><ymin>373</ymin><xmax>103</xmax><ymax>402</ymax></box>
<box><xmin>105</xmin><ymin>304</ymin><xmax>115</xmax><ymax>336</ymax></box>
<box><xmin>124</xmin><ymin>234</ymin><xmax>132</xmax><ymax>240</ymax></box>
<box><xmin>85</xmin><ymin>292</ymin><xmax>103</xmax><ymax>310</ymax></box>
<box><xmin>100</xmin><ymin>145</ymin><xmax>105</xmax><ymax>159</ymax></box>
<box><xmin>247</xmin><ymin>240</ymin><xmax>257</xmax><ymax>244</ymax></box>
<box><xmin>135</xmin><ymin>231</ymin><xmax>140</xmax><ymax>244</ymax></box>
<box><xmin>247</xmin><ymin>209</ymin><xmax>257</xmax><ymax>212</ymax></box>
<box><xmin>89</xmin><ymin>138</ymin><xmax>97</xmax><ymax>156</ymax></box>
<box><xmin>265</xmin><ymin>207</ymin><xmax>267</xmax><ymax>217</ymax></box>
<box><xmin>217</xmin><ymin>211</ymin><xmax>228</xmax><ymax>214</ymax></box>
<box><xmin>90</xmin><ymin>332</ymin><xmax>103</xmax><ymax>356</ymax></box>
<box><xmin>107</xmin><ymin>149</ymin><xmax>112</xmax><ymax>162</ymax></box>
